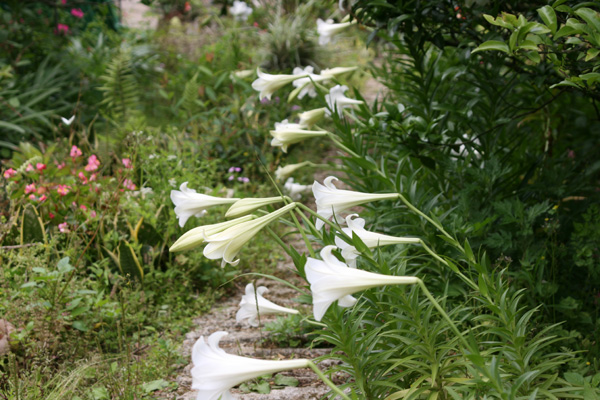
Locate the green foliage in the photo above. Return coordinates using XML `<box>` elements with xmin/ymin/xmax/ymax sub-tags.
<box><xmin>98</xmin><ymin>50</ymin><xmax>141</xmax><ymax>122</ymax></box>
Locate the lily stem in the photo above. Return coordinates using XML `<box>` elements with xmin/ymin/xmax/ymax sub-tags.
<box><xmin>416</xmin><ymin>279</ymin><xmax>470</xmax><ymax>350</ymax></box>
<box><xmin>326</xmin><ymin>132</ymin><xmax>361</xmax><ymax>158</ymax></box>
<box><xmin>418</xmin><ymin>240</ymin><xmax>477</xmax><ymax>291</ymax></box>
<box><xmin>397</xmin><ymin>193</ymin><xmax>456</xmax><ymax>244</ymax></box>
<box><xmin>288</xmin><ymin>208</ymin><xmax>316</xmax><ymax>258</ymax></box>
<box><xmin>307</xmin><ymin>361</ymin><xmax>351</xmax><ymax>400</ymax></box>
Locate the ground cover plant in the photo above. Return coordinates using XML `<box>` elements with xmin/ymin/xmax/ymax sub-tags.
<box><xmin>1</xmin><ymin>0</ymin><xmax>599</xmax><ymax>399</ymax></box>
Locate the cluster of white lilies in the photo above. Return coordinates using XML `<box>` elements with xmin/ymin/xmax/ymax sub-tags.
<box><xmin>169</xmin><ymin>16</ymin><xmax>439</xmax><ymax>400</ymax></box>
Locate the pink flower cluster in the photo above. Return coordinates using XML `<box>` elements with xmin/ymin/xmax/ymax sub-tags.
<box><xmin>227</xmin><ymin>166</ymin><xmax>250</xmax><ymax>183</ymax></box>
<box><xmin>71</xmin><ymin>8</ymin><xmax>84</xmax><ymax>18</ymax></box>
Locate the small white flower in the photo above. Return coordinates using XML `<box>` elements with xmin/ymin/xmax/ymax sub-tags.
<box><xmin>170</xmin><ymin>182</ymin><xmax>240</xmax><ymax>227</ymax></box>
<box><xmin>306</xmin><ymin>246</ymin><xmax>419</xmax><ymax>321</ymax></box>
<box><xmin>251</xmin><ymin>68</ymin><xmax>306</xmax><ymax>101</ymax></box>
<box><xmin>170</xmin><ymin>215</ymin><xmax>255</xmax><ymax>252</ymax></box>
<box><xmin>312</xmin><ymin>176</ymin><xmax>398</xmax><ymax>230</ymax></box>
<box><xmin>167</xmin><ymin>155</ymin><xmax>177</xmax><ymax>161</ymax></box>
<box><xmin>148</xmin><ymin>154</ymin><xmax>158</xmax><ymax>160</ymax></box>
<box><xmin>335</xmin><ymin>214</ymin><xmax>420</xmax><ymax>267</ymax></box>
<box><xmin>236</xmin><ymin>283</ymin><xmax>299</xmax><ymax>326</ymax></box>
<box><xmin>325</xmin><ymin>85</ymin><xmax>364</xmax><ymax>117</ymax></box>
<box><xmin>203</xmin><ymin>203</ymin><xmax>296</xmax><ymax>266</ymax></box>
<box><xmin>316</xmin><ymin>18</ymin><xmax>356</xmax><ymax>46</ymax></box>
<box><xmin>284</xmin><ymin>178</ymin><xmax>311</xmax><ymax>201</ymax></box>
<box><xmin>229</xmin><ymin>0</ymin><xmax>252</xmax><ymax>21</ymax></box>
<box><xmin>191</xmin><ymin>331</ymin><xmax>309</xmax><ymax>400</ymax></box>
<box><xmin>274</xmin><ymin>161</ymin><xmax>311</xmax><ymax>181</ymax></box>
<box><xmin>168</xmin><ymin>178</ymin><xmax>177</xmax><ymax>188</ymax></box>
<box><xmin>270</xmin><ymin>119</ymin><xmax>327</xmax><ymax>153</ymax></box>
<box><xmin>225</xmin><ymin>197</ymin><xmax>285</xmax><ymax>218</ymax></box>
<box><xmin>61</xmin><ymin>115</ymin><xmax>75</xmax><ymax>126</ymax></box>
<box><xmin>298</xmin><ymin>108</ymin><xmax>326</xmax><ymax>128</ymax></box>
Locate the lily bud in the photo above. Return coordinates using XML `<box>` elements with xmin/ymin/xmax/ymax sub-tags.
<box><xmin>298</xmin><ymin>108</ymin><xmax>327</xmax><ymax>128</ymax></box>
<box><xmin>170</xmin><ymin>215</ymin><xmax>254</xmax><ymax>252</ymax></box>
<box><xmin>225</xmin><ymin>197</ymin><xmax>285</xmax><ymax>218</ymax></box>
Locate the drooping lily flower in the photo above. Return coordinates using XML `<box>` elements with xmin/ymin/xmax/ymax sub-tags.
<box><xmin>236</xmin><ymin>283</ymin><xmax>299</xmax><ymax>326</ymax></box>
<box><xmin>325</xmin><ymin>85</ymin><xmax>364</xmax><ymax>117</ymax></box>
<box><xmin>252</xmin><ymin>68</ymin><xmax>306</xmax><ymax>101</ymax></box>
<box><xmin>171</xmin><ymin>182</ymin><xmax>240</xmax><ymax>227</ymax></box>
<box><xmin>306</xmin><ymin>246</ymin><xmax>419</xmax><ymax>321</ymax></box>
<box><xmin>229</xmin><ymin>0</ymin><xmax>252</xmax><ymax>21</ymax></box>
<box><xmin>312</xmin><ymin>176</ymin><xmax>398</xmax><ymax>230</ymax></box>
<box><xmin>225</xmin><ymin>197</ymin><xmax>285</xmax><ymax>218</ymax></box>
<box><xmin>191</xmin><ymin>331</ymin><xmax>309</xmax><ymax>400</ymax></box>
<box><xmin>316</xmin><ymin>18</ymin><xmax>357</xmax><ymax>46</ymax></box>
<box><xmin>270</xmin><ymin>119</ymin><xmax>328</xmax><ymax>153</ymax></box>
<box><xmin>274</xmin><ymin>161</ymin><xmax>311</xmax><ymax>181</ymax></box>
<box><xmin>170</xmin><ymin>215</ymin><xmax>255</xmax><ymax>252</ymax></box>
<box><xmin>203</xmin><ymin>203</ymin><xmax>296</xmax><ymax>266</ymax></box>
<box><xmin>284</xmin><ymin>178</ymin><xmax>311</xmax><ymax>200</ymax></box>
<box><xmin>298</xmin><ymin>108</ymin><xmax>327</xmax><ymax>128</ymax></box>
<box><xmin>335</xmin><ymin>214</ymin><xmax>420</xmax><ymax>267</ymax></box>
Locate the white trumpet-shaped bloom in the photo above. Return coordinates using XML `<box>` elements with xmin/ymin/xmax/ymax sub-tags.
<box><xmin>320</xmin><ymin>66</ymin><xmax>358</xmax><ymax>78</ymax></box>
<box><xmin>306</xmin><ymin>246</ymin><xmax>419</xmax><ymax>321</ymax></box>
<box><xmin>298</xmin><ymin>108</ymin><xmax>327</xmax><ymax>128</ymax></box>
<box><xmin>229</xmin><ymin>1</ymin><xmax>252</xmax><ymax>21</ymax></box>
<box><xmin>236</xmin><ymin>283</ymin><xmax>299</xmax><ymax>326</ymax></box>
<box><xmin>275</xmin><ymin>161</ymin><xmax>311</xmax><ymax>181</ymax></box>
<box><xmin>203</xmin><ymin>203</ymin><xmax>296</xmax><ymax>266</ymax></box>
<box><xmin>170</xmin><ymin>215</ymin><xmax>255</xmax><ymax>252</ymax></box>
<box><xmin>292</xmin><ymin>66</ymin><xmax>327</xmax><ymax>99</ymax></box>
<box><xmin>252</xmin><ymin>68</ymin><xmax>306</xmax><ymax>100</ymax></box>
<box><xmin>284</xmin><ymin>178</ymin><xmax>311</xmax><ymax>200</ymax></box>
<box><xmin>225</xmin><ymin>197</ymin><xmax>285</xmax><ymax>218</ymax></box>
<box><xmin>312</xmin><ymin>176</ymin><xmax>399</xmax><ymax>230</ymax></box>
<box><xmin>335</xmin><ymin>214</ymin><xmax>421</xmax><ymax>267</ymax></box>
<box><xmin>191</xmin><ymin>331</ymin><xmax>309</xmax><ymax>400</ymax></box>
<box><xmin>316</xmin><ymin>18</ymin><xmax>357</xmax><ymax>45</ymax></box>
<box><xmin>325</xmin><ymin>85</ymin><xmax>364</xmax><ymax>117</ymax></box>
<box><xmin>171</xmin><ymin>182</ymin><xmax>240</xmax><ymax>227</ymax></box>
<box><xmin>270</xmin><ymin>119</ymin><xmax>328</xmax><ymax>153</ymax></box>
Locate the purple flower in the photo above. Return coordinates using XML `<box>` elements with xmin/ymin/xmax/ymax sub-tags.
<box><xmin>291</xmin><ymin>105</ymin><xmax>301</xmax><ymax>111</ymax></box>
<box><xmin>260</xmin><ymin>97</ymin><xmax>270</xmax><ymax>105</ymax></box>
<box><xmin>234</xmin><ymin>167</ymin><xmax>242</xmax><ymax>172</ymax></box>
<box><xmin>228</xmin><ymin>175</ymin><xmax>235</xmax><ymax>181</ymax></box>
<box><xmin>228</xmin><ymin>166</ymin><xmax>236</xmax><ymax>173</ymax></box>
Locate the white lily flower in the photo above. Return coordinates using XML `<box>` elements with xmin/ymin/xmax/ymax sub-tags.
<box><xmin>284</xmin><ymin>178</ymin><xmax>311</xmax><ymax>201</ymax></box>
<box><xmin>298</xmin><ymin>108</ymin><xmax>327</xmax><ymax>128</ymax></box>
<box><xmin>229</xmin><ymin>0</ymin><xmax>252</xmax><ymax>21</ymax></box>
<box><xmin>203</xmin><ymin>203</ymin><xmax>296</xmax><ymax>266</ymax></box>
<box><xmin>292</xmin><ymin>66</ymin><xmax>328</xmax><ymax>99</ymax></box>
<box><xmin>274</xmin><ymin>161</ymin><xmax>311</xmax><ymax>181</ymax></box>
<box><xmin>325</xmin><ymin>84</ymin><xmax>364</xmax><ymax>117</ymax></box>
<box><xmin>335</xmin><ymin>214</ymin><xmax>420</xmax><ymax>267</ymax></box>
<box><xmin>171</xmin><ymin>182</ymin><xmax>240</xmax><ymax>227</ymax></box>
<box><xmin>320</xmin><ymin>66</ymin><xmax>358</xmax><ymax>78</ymax></box>
<box><xmin>270</xmin><ymin>119</ymin><xmax>328</xmax><ymax>153</ymax></box>
<box><xmin>61</xmin><ymin>115</ymin><xmax>75</xmax><ymax>126</ymax></box>
<box><xmin>252</xmin><ymin>68</ymin><xmax>306</xmax><ymax>101</ymax></box>
<box><xmin>306</xmin><ymin>246</ymin><xmax>419</xmax><ymax>321</ymax></box>
<box><xmin>231</xmin><ymin>69</ymin><xmax>254</xmax><ymax>79</ymax></box>
<box><xmin>170</xmin><ymin>215</ymin><xmax>255</xmax><ymax>252</ymax></box>
<box><xmin>312</xmin><ymin>176</ymin><xmax>399</xmax><ymax>230</ymax></box>
<box><xmin>316</xmin><ymin>18</ymin><xmax>357</xmax><ymax>46</ymax></box>
<box><xmin>191</xmin><ymin>331</ymin><xmax>309</xmax><ymax>400</ymax></box>
<box><xmin>236</xmin><ymin>283</ymin><xmax>299</xmax><ymax>326</ymax></box>
<box><xmin>225</xmin><ymin>197</ymin><xmax>285</xmax><ymax>218</ymax></box>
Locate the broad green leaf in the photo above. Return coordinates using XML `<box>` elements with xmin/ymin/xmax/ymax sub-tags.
<box><xmin>119</xmin><ymin>241</ymin><xmax>144</xmax><ymax>281</ymax></box>
<box><xmin>550</xmin><ymin>79</ymin><xmax>582</xmax><ymax>89</ymax></box>
<box><xmin>586</xmin><ymin>48</ymin><xmax>600</xmax><ymax>61</ymax></box>
<box><xmin>519</xmin><ymin>40</ymin><xmax>540</xmax><ymax>50</ymax></box>
<box><xmin>21</xmin><ymin>205</ymin><xmax>45</xmax><ymax>245</ymax></box>
<box><xmin>472</xmin><ymin>41</ymin><xmax>510</xmax><ymax>54</ymax></box>
<box><xmin>483</xmin><ymin>14</ymin><xmax>513</xmax><ymax>29</ymax></box>
<box><xmin>0</xmin><ymin>121</ymin><xmax>26</xmax><ymax>133</ymax></box>
<box><xmin>555</xmin><ymin>25</ymin><xmax>579</xmax><ymax>39</ymax></box>
<box><xmin>575</xmin><ymin>8</ymin><xmax>600</xmax><ymax>33</ymax></box>
<box><xmin>538</xmin><ymin>6</ymin><xmax>558</xmax><ymax>34</ymax></box>
<box><xmin>579</xmin><ymin>72</ymin><xmax>600</xmax><ymax>85</ymax></box>
<box><xmin>142</xmin><ymin>379</ymin><xmax>170</xmax><ymax>393</ymax></box>
<box><xmin>274</xmin><ymin>374</ymin><xmax>299</xmax><ymax>387</ymax></box>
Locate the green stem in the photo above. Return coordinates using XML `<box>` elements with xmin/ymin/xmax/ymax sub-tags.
<box><xmin>397</xmin><ymin>193</ymin><xmax>457</xmax><ymax>246</ymax></box>
<box><xmin>326</xmin><ymin>132</ymin><xmax>361</xmax><ymax>158</ymax></box>
<box><xmin>417</xmin><ymin>279</ymin><xmax>470</xmax><ymax>350</ymax></box>
<box><xmin>307</xmin><ymin>361</ymin><xmax>351</xmax><ymax>400</ymax></box>
<box><xmin>294</xmin><ymin>208</ymin><xmax>322</xmax><ymax>240</ymax></box>
<box><xmin>419</xmin><ymin>240</ymin><xmax>477</xmax><ymax>291</ymax></box>
<box><xmin>296</xmin><ymin>202</ymin><xmax>345</xmax><ymax>232</ymax></box>
<box><xmin>288</xmin><ymin>208</ymin><xmax>316</xmax><ymax>258</ymax></box>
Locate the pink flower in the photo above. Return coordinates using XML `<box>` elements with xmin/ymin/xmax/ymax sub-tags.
<box><xmin>61</xmin><ymin>0</ymin><xmax>67</xmax><ymax>4</ymax></box>
<box><xmin>89</xmin><ymin>173</ymin><xmax>97</xmax><ymax>181</ymax></box>
<box><xmin>123</xmin><ymin>179</ymin><xmax>136</xmax><ymax>190</ymax></box>
<box><xmin>79</xmin><ymin>204</ymin><xmax>87</xmax><ymax>211</ymax></box>
<box><xmin>56</xmin><ymin>161</ymin><xmax>66</xmax><ymax>170</ymax></box>
<box><xmin>36</xmin><ymin>163</ymin><xmax>47</xmax><ymax>172</ymax></box>
<box><xmin>70</xmin><ymin>145</ymin><xmax>82</xmax><ymax>158</ymax></box>
<box><xmin>122</xmin><ymin>158</ymin><xmax>132</xmax><ymax>169</ymax></box>
<box><xmin>39</xmin><ymin>195</ymin><xmax>48</xmax><ymax>202</ymax></box>
<box><xmin>58</xmin><ymin>222</ymin><xmax>70</xmax><ymax>233</ymax></box>
<box><xmin>85</xmin><ymin>155</ymin><xmax>100</xmax><ymax>171</ymax></box>
<box><xmin>57</xmin><ymin>23</ymin><xmax>69</xmax><ymax>34</ymax></box>
<box><xmin>25</xmin><ymin>183</ymin><xmax>36</xmax><ymax>194</ymax></box>
<box><xmin>29</xmin><ymin>194</ymin><xmax>38</xmax><ymax>201</ymax></box>
<box><xmin>184</xmin><ymin>1</ymin><xmax>191</xmax><ymax>12</ymax></box>
<box><xmin>57</xmin><ymin>184</ymin><xmax>71</xmax><ymax>196</ymax></box>
<box><xmin>49</xmin><ymin>212</ymin><xmax>55</xmax><ymax>219</ymax></box>
<box><xmin>3</xmin><ymin>168</ymin><xmax>17</xmax><ymax>179</ymax></box>
<box><xmin>25</xmin><ymin>164</ymin><xmax>34</xmax><ymax>172</ymax></box>
<box><xmin>78</xmin><ymin>172</ymin><xmax>88</xmax><ymax>184</ymax></box>
<box><xmin>70</xmin><ymin>8</ymin><xmax>84</xmax><ymax>18</ymax></box>
<box><xmin>90</xmin><ymin>211</ymin><xmax>97</xmax><ymax>218</ymax></box>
